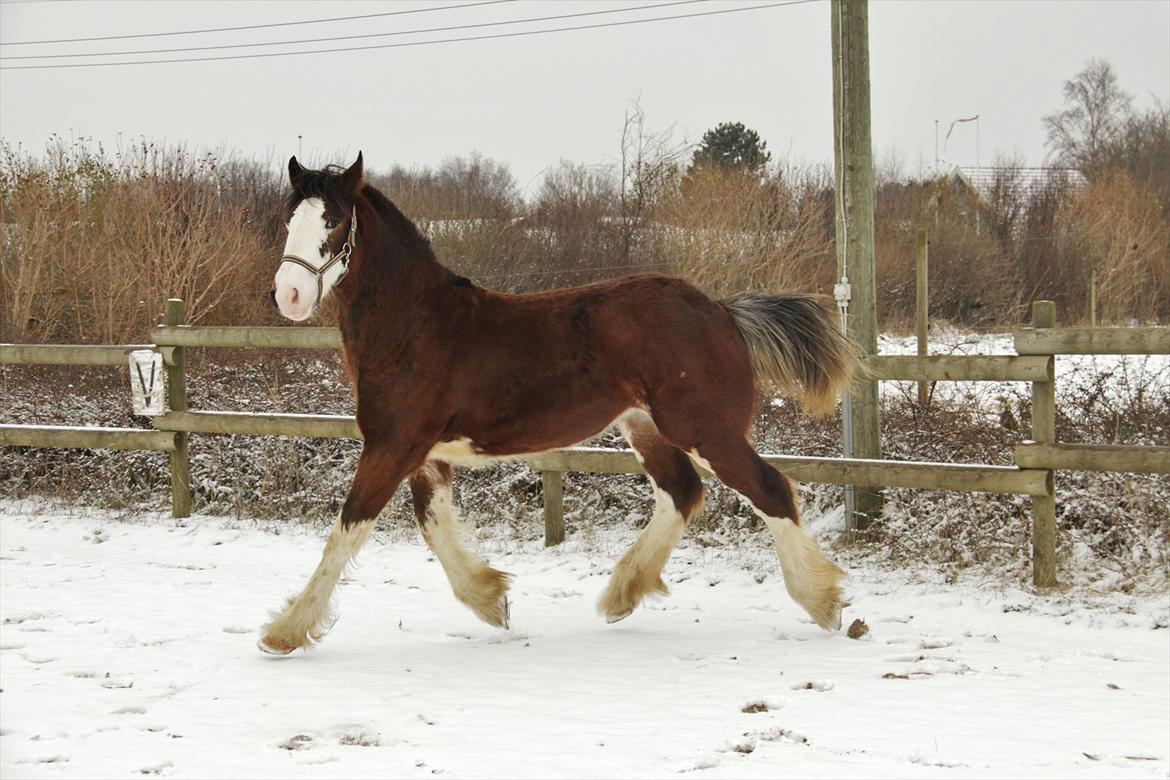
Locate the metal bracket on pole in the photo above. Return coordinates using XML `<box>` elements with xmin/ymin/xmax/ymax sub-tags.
<box><xmin>834</xmin><ymin>280</ymin><xmax>856</xmax><ymax>527</ymax></box>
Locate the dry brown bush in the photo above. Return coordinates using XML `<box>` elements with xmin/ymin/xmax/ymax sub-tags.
<box><xmin>3</xmin><ymin>133</ymin><xmax>1166</xmax><ymax>345</ymax></box>
<box><xmin>0</xmin><ymin>138</ymin><xmax>282</xmax><ymax>342</ymax></box>
<box><xmin>1055</xmin><ymin>171</ymin><xmax>1169</xmax><ymax>324</ymax></box>
<box><xmin>875</xmin><ymin>174</ymin><xmax>1020</xmax><ymax>329</ymax></box>
<box><xmin>658</xmin><ymin>163</ymin><xmax>834</xmax><ymax>297</ymax></box>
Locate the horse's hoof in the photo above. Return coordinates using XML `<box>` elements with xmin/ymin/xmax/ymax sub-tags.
<box><xmin>257</xmin><ymin>635</ymin><xmax>297</xmax><ymax>656</ymax></box>
<box><xmin>605</xmin><ymin>609</ymin><xmax>633</xmax><ymax>624</ymax></box>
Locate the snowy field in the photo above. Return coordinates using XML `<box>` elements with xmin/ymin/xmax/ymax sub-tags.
<box><xmin>1</xmin><ymin>502</ymin><xmax>1167</xmax><ymax>779</ymax></box>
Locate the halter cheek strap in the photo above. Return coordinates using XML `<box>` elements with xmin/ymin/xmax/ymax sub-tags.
<box><xmin>279</xmin><ymin>206</ymin><xmax>358</xmax><ymax>308</ymax></box>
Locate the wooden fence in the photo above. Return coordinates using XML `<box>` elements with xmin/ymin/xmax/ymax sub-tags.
<box><xmin>2</xmin><ymin>299</ymin><xmax>1167</xmax><ymax>587</ymax></box>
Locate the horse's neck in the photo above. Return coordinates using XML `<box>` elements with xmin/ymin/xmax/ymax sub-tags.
<box><xmin>337</xmin><ymin>237</ymin><xmax>459</xmax><ymax>367</ymax></box>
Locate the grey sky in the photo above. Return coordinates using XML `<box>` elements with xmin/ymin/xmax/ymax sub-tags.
<box><xmin>1</xmin><ymin>0</ymin><xmax>1167</xmax><ymax>195</ymax></box>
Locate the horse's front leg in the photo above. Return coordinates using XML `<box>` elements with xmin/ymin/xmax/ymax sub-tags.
<box><xmin>258</xmin><ymin>443</ymin><xmax>422</xmax><ymax>655</ymax></box>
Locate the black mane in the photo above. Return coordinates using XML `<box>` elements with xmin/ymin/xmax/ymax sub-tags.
<box><xmin>287</xmin><ymin>164</ymin><xmax>429</xmax><ymax>250</ymax></box>
<box><xmin>360</xmin><ymin>183</ymin><xmax>429</xmax><ymax>249</ymax></box>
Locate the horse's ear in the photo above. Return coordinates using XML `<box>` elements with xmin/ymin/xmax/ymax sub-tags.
<box><xmin>288</xmin><ymin>156</ymin><xmax>305</xmax><ymax>183</ymax></box>
<box><xmin>340</xmin><ymin>151</ymin><xmax>364</xmax><ymax>194</ymax></box>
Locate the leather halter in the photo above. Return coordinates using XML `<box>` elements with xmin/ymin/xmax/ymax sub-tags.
<box><xmin>279</xmin><ymin>206</ymin><xmax>357</xmax><ymax>308</ymax></box>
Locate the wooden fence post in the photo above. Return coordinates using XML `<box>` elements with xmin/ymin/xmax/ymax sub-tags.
<box><xmin>1030</xmin><ymin>300</ymin><xmax>1057</xmax><ymax>586</ymax></box>
<box><xmin>916</xmin><ymin>229</ymin><xmax>929</xmax><ymax>406</ymax></box>
<box><xmin>1089</xmin><ymin>269</ymin><xmax>1097</xmax><ymax>328</ymax></box>
<box><xmin>542</xmin><ymin>470</ymin><xmax>564</xmax><ymax>546</ymax></box>
<box><xmin>164</xmin><ymin>299</ymin><xmax>191</xmax><ymax>518</ymax></box>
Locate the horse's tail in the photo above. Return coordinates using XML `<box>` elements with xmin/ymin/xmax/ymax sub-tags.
<box><xmin>722</xmin><ymin>293</ymin><xmax>859</xmax><ymax>418</ymax></box>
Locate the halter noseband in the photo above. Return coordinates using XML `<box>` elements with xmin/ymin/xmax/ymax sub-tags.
<box><xmin>279</xmin><ymin>206</ymin><xmax>358</xmax><ymax>308</ymax></box>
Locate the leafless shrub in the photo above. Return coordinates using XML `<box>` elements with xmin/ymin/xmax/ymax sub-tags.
<box><xmin>0</xmin><ymin>137</ymin><xmax>281</xmax><ymax>342</ymax></box>
<box><xmin>656</xmin><ymin>162</ymin><xmax>834</xmax><ymax>297</ymax></box>
<box><xmin>1055</xmin><ymin>171</ymin><xmax>1169</xmax><ymax>324</ymax></box>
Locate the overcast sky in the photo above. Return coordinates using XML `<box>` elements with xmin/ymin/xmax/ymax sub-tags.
<box><xmin>1</xmin><ymin>0</ymin><xmax>1167</xmax><ymax>194</ymax></box>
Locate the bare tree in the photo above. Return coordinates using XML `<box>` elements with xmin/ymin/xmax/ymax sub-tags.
<box><xmin>1043</xmin><ymin>58</ymin><xmax>1133</xmax><ymax>176</ymax></box>
<box><xmin>618</xmin><ymin>98</ymin><xmax>685</xmax><ymax>263</ymax></box>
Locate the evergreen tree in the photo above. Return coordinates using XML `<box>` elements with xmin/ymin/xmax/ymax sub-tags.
<box><xmin>688</xmin><ymin>122</ymin><xmax>771</xmax><ymax>174</ymax></box>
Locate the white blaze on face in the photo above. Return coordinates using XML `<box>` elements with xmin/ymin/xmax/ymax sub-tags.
<box><xmin>274</xmin><ymin>197</ymin><xmax>343</xmax><ymax>321</ymax></box>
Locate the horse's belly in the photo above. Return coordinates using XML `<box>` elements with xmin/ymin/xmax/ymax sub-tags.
<box><xmin>430</xmin><ymin>396</ymin><xmax>634</xmax><ymax>465</ymax></box>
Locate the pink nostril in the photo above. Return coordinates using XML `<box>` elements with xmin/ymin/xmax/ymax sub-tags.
<box><xmin>289</xmin><ymin>288</ymin><xmax>299</xmax><ymax>305</ymax></box>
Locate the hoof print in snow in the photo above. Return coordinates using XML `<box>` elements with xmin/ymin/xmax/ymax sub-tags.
<box><xmin>26</xmin><ymin>755</ymin><xmax>69</xmax><ymax>765</ymax></box>
<box><xmin>919</xmin><ymin>637</ymin><xmax>953</xmax><ymax>650</ymax></box>
<box><xmin>846</xmin><ymin>618</ymin><xmax>870</xmax><ymax>639</ymax></box>
<box><xmin>101</xmin><ymin>677</ymin><xmax>133</xmax><ymax>689</ymax></box>
<box><xmin>741</xmin><ymin>696</ymin><xmax>782</xmax><ymax>713</ymax></box>
<box><xmin>790</xmin><ymin>680</ymin><xmax>834</xmax><ymax>692</ymax></box>
<box><xmin>138</xmin><ymin>761</ymin><xmax>172</xmax><ymax>775</ymax></box>
<box><xmin>279</xmin><ymin>734</ymin><xmax>314</xmax><ymax>751</ymax></box>
<box><xmin>338</xmin><ymin>732</ymin><xmax>380</xmax><ymax>747</ymax></box>
<box><xmin>756</xmin><ymin>727</ymin><xmax>808</xmax><ymax>744</ymax></box>
<box><xmin>882</xmin><ymin>672</ymin><xmax>910</xmax><ymax>680</ymax></box>
<box><xmin>4</xmin><ymin>612</ymin><xmax>49</xmax><ymax>625</ymax></box>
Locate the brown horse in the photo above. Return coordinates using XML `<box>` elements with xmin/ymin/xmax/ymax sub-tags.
<box><xmin>260</xmin><ymin>154</ymin><xmax>858</xmax><ymax>655</ymax></box>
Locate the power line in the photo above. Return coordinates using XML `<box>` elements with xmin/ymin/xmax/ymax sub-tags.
<box><xmin>0</xmin><ymin>0</ymin><xmax>518</xmax><ymax>46</ymax></box>
<box><xmin>0</xmin><ymin>1</ymin><xmax>819</xmax><ymax>71</ymax></box>
<box><xmin>0</xmin><ymin>0</ymin><xmax>705</xmax><ymax>60</ymax></box>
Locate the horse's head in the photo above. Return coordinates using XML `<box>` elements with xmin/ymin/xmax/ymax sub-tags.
<box><xmin>273</xmin><ymin>152</ymin><xmax>364</xmax><ymax>321</ymax></box>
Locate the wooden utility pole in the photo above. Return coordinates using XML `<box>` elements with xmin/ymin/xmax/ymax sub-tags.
<box><xmin>831</xmin><ymin>0</ymin><xmax>882</xmax><ymax>529</ymax></box>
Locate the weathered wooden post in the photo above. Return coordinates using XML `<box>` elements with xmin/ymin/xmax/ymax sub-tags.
<box><xmin>831</xmin><ymin>0</ymin><xmax>882</xmax><ymax>530</ymax></box>
<box><xmin>1089</xmin><ymin>269</ymin><xmax>1097</xmax><ymax>328</ymax></box>
<box><xmin>916</xmin><ymin>229</ymin><xmax>929</xmax><ymax>406</ymax></box>
<box><xmin>164</xmin><ymin>299</ymin><xmax>192</xmax><ymax>518</ymax></box>
<box><xmin>1030</xmin><ymin>300</ymin><xmax>1057</xmax><ymax>586</ymax></box>
<box><xmin>542</xmin><ymin>470</ymin><xmax>564</xmax><ymax>546</ymax></box>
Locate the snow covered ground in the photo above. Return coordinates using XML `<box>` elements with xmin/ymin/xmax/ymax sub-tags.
<box><xmin>1</xmin><ymin>502</ymin><xmax>1167</xmax><ymax>779</ymax></box>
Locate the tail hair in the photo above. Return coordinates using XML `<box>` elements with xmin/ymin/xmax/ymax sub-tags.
<box><xmin>723</xmin><ymin>293</ymin><xmax>859</xmax><ymax>417</ymax></box>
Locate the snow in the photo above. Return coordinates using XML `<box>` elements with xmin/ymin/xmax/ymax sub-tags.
<box><xmin>2</xmin><ymin>502</ymin><xmax>1167</xmax><ymax>779</ymax></box>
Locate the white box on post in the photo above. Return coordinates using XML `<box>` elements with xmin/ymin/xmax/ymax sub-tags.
<box><xmin>129</xmin><ymin>349</ymin><xmax>167</xmax><ymax>416</ymax></box>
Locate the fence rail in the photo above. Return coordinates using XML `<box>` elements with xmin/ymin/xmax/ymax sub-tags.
<box><xmin>0</xmin><ymin>424</ymin><xmax>176</xmax><ymax>451</ymax></box>
<box><xmin>863</xmin><ymin>355</ymin><xmax>1052</xmax><ymax>382</ymax></box>
<box><xmin>0</xmin><ymin>343</ymin><xmax>158</xmax><ymax>366</ymax></box>
<box><xmin>155</xmin><ymin>410</ymin><xmax>361</xmax><ymax>439</ymax></box>
<box><xmin>4</xmin><ymin>301</ymin><xmax>1168</xmax><ymax>588</ymax></box>
<box><xmin>1014</xmin><ymin>442</ymin><xmax>1170</xmax><ymax>474</ymax></box>
<box><xmin>152</xmin><ymin>325</ymin><xmax>341</xmax><ymax>350</ymax></box>
<box><xmin>1014</xmin><ymin>326</ymin><xmax>1169</xmax><ymax>355</ymax></box>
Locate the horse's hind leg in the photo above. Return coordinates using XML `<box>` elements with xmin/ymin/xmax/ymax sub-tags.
<box><xmin>409</xmin><ymin>461</ymin><xmax>512</xmax><ymax>628</ymax></box>
<box><xmin>598</xmin><ymin>410</ymin><xmax>705</xmax><ymax>623</ymax></box>
<box><xmin>692</xmin><ymin>440</ymin><xmax>845</xmax><ymax>631</ymax></box>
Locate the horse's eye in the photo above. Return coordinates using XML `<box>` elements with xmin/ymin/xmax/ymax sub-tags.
<box><xmin>325</xmin><ymin>219</ymin><xmax>338</xmax><ymax>230</ymax></box>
